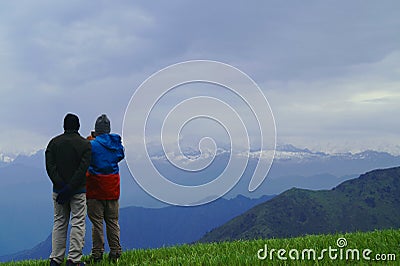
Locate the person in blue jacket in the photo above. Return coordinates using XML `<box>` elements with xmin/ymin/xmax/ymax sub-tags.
<box><xmin>86</xmin><ymin>114</ymin><xmax>124</xmax><ymax>263</ymax></box>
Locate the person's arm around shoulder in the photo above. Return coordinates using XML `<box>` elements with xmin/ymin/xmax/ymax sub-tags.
<box><xmin>69</xmin><ymin>139</ymin><xmax>92</xmax><ymax>190</ymax></box>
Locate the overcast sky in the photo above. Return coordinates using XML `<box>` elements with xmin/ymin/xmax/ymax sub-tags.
<box><xmin>1</xmin><ymin>0</ymin><xmax>400</xmax><ymax>157</ymax></box>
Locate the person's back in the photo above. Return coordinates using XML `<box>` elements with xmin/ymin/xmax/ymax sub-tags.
<box><xmin>87</xmin><ymin>133</ymin><xmax>124</xmax><ymax>199</ymax></box>
<box><xmin>47</xmin><ymin>131</ymin><xmax>91</xmax><ymax>192</ymax></box>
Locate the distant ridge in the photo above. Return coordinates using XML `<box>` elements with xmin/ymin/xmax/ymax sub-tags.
<box><xmin>199</xmin><ymin>167</ymin><xmax>400</xmax><ymax>242</ymax></box>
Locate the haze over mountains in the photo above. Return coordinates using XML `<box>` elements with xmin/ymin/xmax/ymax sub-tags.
<box><xmin>0</xmin><ymin>144</ymin><xmax>399</xmax><ymax>258</ymax></box>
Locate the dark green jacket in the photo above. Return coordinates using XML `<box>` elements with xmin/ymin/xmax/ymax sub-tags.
<box><xmin>45</xmin><ymin>130</ymin><xmax>92</xmax><ymax>193</ymax></box>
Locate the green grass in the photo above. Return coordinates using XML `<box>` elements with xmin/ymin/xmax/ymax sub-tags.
<box><xmin>3</xmin><ymin>229</ymin><xmax>400</xmax><ymax>265</ymax></box>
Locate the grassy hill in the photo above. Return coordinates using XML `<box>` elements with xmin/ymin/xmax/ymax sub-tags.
<box><xmin>200</xmin><ymin>167</ymin><xmax>400</xmax><ymax>243</ymax></box>
<box><xmin>3</xmin><ymin>229</ymin><xmax>399</xmax><ymax>265</ymax></box>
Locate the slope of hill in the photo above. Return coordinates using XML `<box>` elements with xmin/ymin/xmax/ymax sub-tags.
<box><xmin>2</xmin><ymin>229</ymin><xmax>399</xmax><ymax>265</ymax></box>
<box><xmin>200</xmin><ymin>166</ymin><xmax>400</xmax><ymax>243</ymax></box>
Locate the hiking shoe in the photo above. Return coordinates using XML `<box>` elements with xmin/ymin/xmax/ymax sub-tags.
<box><xmin>50</xmin><ymin>259</ymin><xmax>61</xmax><ymax>266</ymax></box>
<box><xmin>109</xmin><ymin>254</ymin><xmax>120</xmax><ymax>263</ymax></box>
<box><xmin>86</xmin><ymin>255</ymin><xmax>103</xmax><ymax>263</ymax></box>
<box><xmin>66</xmin><ymin>259</ymin><xmax>85</xmax><ymax>266</ymax></box>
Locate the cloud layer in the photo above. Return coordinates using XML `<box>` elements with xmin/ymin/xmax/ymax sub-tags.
<box><xmin>1</xmin><ymin>1</ymin><xmax>400</xmax><ymax>155</ymax></box>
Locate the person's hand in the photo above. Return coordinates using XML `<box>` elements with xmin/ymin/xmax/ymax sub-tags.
<box><xmin>55</xmin><ymin>181</ymin><xmax>66</xmax><ymax>191</ymax></box>
<box><xmin>56</xmin><ymin>184</ymin><xmax>73</xmax><ymax>204</ymax></box>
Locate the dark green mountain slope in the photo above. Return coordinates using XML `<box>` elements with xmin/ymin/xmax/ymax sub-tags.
<box><xmin>200</xmin><ymin>166</ymin><xmax>400</xmax><ymax>242</ymax></box>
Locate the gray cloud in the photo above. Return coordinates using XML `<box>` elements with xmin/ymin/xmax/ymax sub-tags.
<box><xmin>0</xmin><ymin>1</ymin><xmax>400</xmax><ymax>156</ymax></box>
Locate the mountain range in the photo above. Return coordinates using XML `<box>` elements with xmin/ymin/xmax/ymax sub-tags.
<box><xmin>3</xmin><ymin>163</ymin><xmax>400</xmax><ymax>262</ymax></box>
<box><xmin>0</xmin><ymin>144</ymin><xmax>399</xmax><ymax>257</ymax></box>
<box><xmin>199</xmin><ymin>166</ymin><xmax>400</xmax><ymax>243</ymax></box>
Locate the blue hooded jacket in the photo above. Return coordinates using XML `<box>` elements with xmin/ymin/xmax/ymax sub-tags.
<box><xmin>88</xmin><ymin>133</ymin><xmax>124</xmax><ymax>175</ymax></box>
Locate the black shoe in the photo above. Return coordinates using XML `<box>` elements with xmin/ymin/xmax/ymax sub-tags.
<box><xmin>86</xmin><ymin>255</ymin><xmax>103</xmax><ymax>263</ymax></box>
<box><xmin>109</xmin><ymin>254</ymin><xmax>120</xmax><ymax>263</ymax></box>
<box><xmin>66</xmin><ymin>259</ymin><xmax>85</xmax><ymax>266</ymax></box>
<box><xmin>50</xmin><ymin>259</ymin><xmax>61</xmax><ymax>266</ymax></box>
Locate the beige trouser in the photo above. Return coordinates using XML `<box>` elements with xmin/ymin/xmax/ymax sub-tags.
<box><xmin>87</xmin><ymin>199</ymin><xmax>122</xmax><ymax>259</ymax></box>
<box><xmin>50</xmin><ymin>193</ymin><xmax>86</xmax><ymax>264</ymax></box>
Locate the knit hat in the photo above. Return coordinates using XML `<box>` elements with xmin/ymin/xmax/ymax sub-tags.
<box><xmin>63</xmin><ymin>113</ymin><xmax>80</xmax><ymax>131</ymax></box>
<box><xmin>95</xmin><ymin>114</ymin><xmax>111</xmax><ymax>135</ymax></box>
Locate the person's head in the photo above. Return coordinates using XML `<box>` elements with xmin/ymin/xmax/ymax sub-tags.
<box><xmin>63</xmin><ymin>113</ymin><xmax>80</xmax><ymax>131</ymax></box>
<box><xmin>95</xmin><ymin>114</ymin><xmax>111</xmax><ymax>135</ymax></box>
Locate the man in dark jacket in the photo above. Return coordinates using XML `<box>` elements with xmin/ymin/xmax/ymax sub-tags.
<box><xmin>45</xmin><ymin>113</ymin><xmax>91</xmax><ymax>266</ymax></box>
<box><xmin>86</xmin><ymin>114</ymin><xmax>124</xmax><ymax>263</ymax></box>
